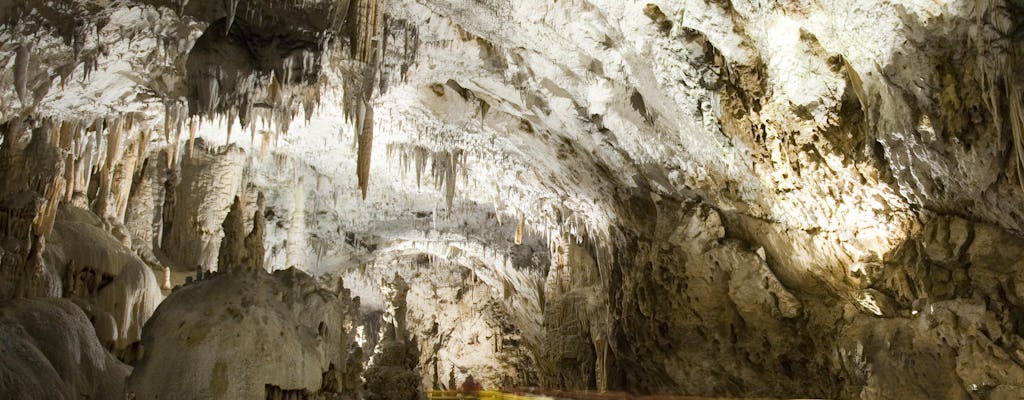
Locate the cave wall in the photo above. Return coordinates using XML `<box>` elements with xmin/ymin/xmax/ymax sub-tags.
<box><xmin>2</xmin><ymin>0</ymin><xmax>1024</xmax><ymax>399</ymax></box>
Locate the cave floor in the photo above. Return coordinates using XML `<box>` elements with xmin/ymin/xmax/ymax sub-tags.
<box><xmin>429</xmin><ymin>389</ymin><xmax>826</xmax><ymax>400</ymax></box>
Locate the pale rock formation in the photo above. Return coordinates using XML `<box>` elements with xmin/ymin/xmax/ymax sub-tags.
<box><xmin>127</xmin><ymin>268</ymin><xmax>361</xmax><ymax>400</ymax></box>
<box><xmin>0</xmin><ymin>298</ymin><xmax>130</xmax><ymax>399</ymax></box>
<box><xmin>245</xmin><ymin>192</ymin><xmax>267</xmax><ymax>271</ymax></box>
<box><xmin>219</xmin><ymin>193</ymin><xmax>269</xmax><ymax>272</ymax></box>
<box><xmin>123</xmin><ymin>150</ymin><xmax>169</xmax><ymax>258</ymax></box>
<box><xmin>217</xmin><ymin>195</ymin><xmax>248</xmax><ymax>271</ymax></box>
<box><xmin>44</xmin><ymin>205</ymin><xmax>164</xmax><ymax>361</ymax></box>
<box><xmin>351</xmin><ymin>238</ymin><xmax>544</xmax><ymax>392</ymax></box>
<box><xmin>407</xmin><ymin>262</ymin><xmax>538</xmax><ymax>390</ymax></box>
<box><xmin>286</xmin><ymin>176</ymin><xmax>308</xmax><ymax>270</ymax></box>
<box><xmin>3</xmin><ymin>0</ymin><xmax>1024</xmax><ymax>399</ymax></box>
<box><xmin>162</xmin><ymin>139</ymin><xmax>246</xmax><ymax>272</ymax></box>
<box><xmin>0</xmin><ymin>119</ymin><xmax>65</xmax><ymax>299</ymax></box>
<box><xmin>536</xmin><ymin>234</ymin><xmax>604</xmax><ymax>390</ymax></box>
<box><xmin>364</xmin><ymin>273</ymin><xmax>423</xmax><ymax>400</ymax></box>
<box><xmin>829</xmin><ymin>215</ymin><xmax>1024</xmax><ymax>398</ymax></box>
<box><xmin>607</xmin><ymin>198</ymin><xmax>822</xmax><ymax>397</ymax></box>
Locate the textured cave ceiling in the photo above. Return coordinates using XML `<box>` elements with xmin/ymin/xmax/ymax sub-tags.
<box><xmin>2</xmin><ymin>0</ymin><xmax>1024</xmax><ymax>398</ymax></box>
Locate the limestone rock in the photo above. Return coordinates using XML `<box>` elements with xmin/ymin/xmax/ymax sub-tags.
<box><xmin>44</xmin><ymin>205</ymin><xmax>164</xmax><ymax>361</ymax></box>
<box><xmin>0</xmin><ymin>298</ymin><xmax>129</xmax><ymax>400</ymax></box>
<box><xmin>162</xmin><ymin>139</ymin><xmax>246</xmax><ymax>272</ymax></box>
<box><xmin>127</xmin><ymin>267</ymin><xmax>360</xmax><ymax>400</ymax></box>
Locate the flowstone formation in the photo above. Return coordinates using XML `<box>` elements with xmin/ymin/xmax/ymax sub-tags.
<box><xmin>45</xmin><ymin>205</ymin><xmax>163</xmax><ymax>362</ymax></box>
<box><xmin>0</xmin><ymin>298</ymin><xmax>130</xmax><ymax>399</ymax></box>
<box><xmin>127</xmin><ymin>267</ymin><xmax>362</xmax><ymax>400</ymax></box>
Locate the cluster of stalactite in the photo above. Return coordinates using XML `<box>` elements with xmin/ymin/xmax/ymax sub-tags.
<box><xmin>385</xmin><ymin>143</ymin><xmax>467</xmax><ymax>211</ymax></box>
<box><xmin>0</xmin><ymin>1</ymin><xmax>108</xmax><ymax>116</ymax></box>
<box><xmin>0</xmin><ymin>119</ymin><xmax>65</xmax><ymax>299</ymax></box>
<box><xmin>0</xmin><ymin>113</ymin><xmax>161</xmax><ymax>298</ymax></box>
<box><xmin>343</xmin><ymin>0</ymin><xmax>383</xmax><ymax>200</ymax></box>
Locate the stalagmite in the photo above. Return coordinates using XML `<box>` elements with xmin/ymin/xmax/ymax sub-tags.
<box><xmin>244</xmin><ymin>192</ymin><xmax>266</xmax><ymax>271</ymax></box>
<box><xmin>217</xmin><ymin>196</ymin><xmax>246</xmax><ymax>271</ymax></box>
<box><xmin>163</xmin><ymin>140</ymin><xmax>246</xmax><ymax>271</ymax></box>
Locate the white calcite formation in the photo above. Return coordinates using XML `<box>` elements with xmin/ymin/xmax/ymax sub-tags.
<box><xmin>162</xmin><ymin>139</ymin><xmax>247</xmax><ymax>272</ymax></box>
<box><xmin>127</xmin><ymin>268</ymin><xmax>361</xmax><ymax>400</ymax></box>
<box><xmin>2</xmin><ymin>0</ymin><xmax>1024</xmax><ymax>399</ymax></box>
<box><xmin>44</xmin><ymin>205</ymin><xmax>163</xmax><ymax>361</ymax></box>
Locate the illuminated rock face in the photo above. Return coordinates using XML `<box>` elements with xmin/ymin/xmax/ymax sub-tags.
<box><xmin>2</xmin><ymin>0</ymin><xmax>1024</xmax><ymax>399</ymax></box>
<box><xmin>126</xmin><ymin>268</ymin><xmax>361</xmax><ymax>400</ymax></box>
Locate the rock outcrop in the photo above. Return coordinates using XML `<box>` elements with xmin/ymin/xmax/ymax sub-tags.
<box><xmin>0</xmin><ymin>298</ymin><xmax>130</xmax><ymax>399</ymax></box>
<box><xmin>364</xmin><ymin>274</ymin><xmax>423</xmax><ymax>400</ymax></box>
<box><xmin>45</xmin><ymin>205</ymin><xmax>163</xmax><ymax>362</ymax></box>
<box><xmin>161</xmin><ymin>139</ymin><xmax>246</xmax><ymax>272</ymax></box>
<box><xmin>127</xmin><ymin>267</ymin><xmax>361</xmax><ymax>400</ymax></box>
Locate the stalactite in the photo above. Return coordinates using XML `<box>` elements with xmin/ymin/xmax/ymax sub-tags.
<box><xmin>345</xmin><ymin>0</ymin><xmax>384</xmax><ymax>199</ymax></box>
<box><xmin>1008</xmin><ymin>72</ymin><xmax>1024</xmax><ymax>189</ymax></box>
<box><xmin>188</xmin><ymin>118</ymin><xmax>198</xmax><ymax>157</ymax></box>
<box><xmin>176</xmin><ymin>0</ymin><xmax>190</xmax><ymax>15</ymax></box>
<box><xmin>136</xmin><ymin>129</ymin><xmax>151</xmax><ymax>170</ymax></box>
<box><xmin>415</xmin><ymin>146</ymin><xmax>428</xmax><ymax>189</ymax></box>
<box><xmin>206</xmin><ymin>78</ymin><xmax>220</xmax><ymax>116</ymax></box>
<box><xmin>249</xmin><ymin>120</ymin><xmax>257</xmax><ymax>146</ymax></box>
<box><xmin>515</xmin><ymin>215</ymin><xmax>525</xmax><ymax>245</ymax></box>
<box><xmin>164</xmin><ymin>104</ymin><xmax>174</xmax><ymax>168</ymax></box>
<box><xmin>14</xmin><ymin>43</ymin><xmax>30</xmax><ymax>106</ymax></box>
<box><xmin>357</xmin><ymin>105</ymin><xmax>374</xmax><ymax>200</ymax></box>
<box><xmin>244</xmin><ymin>192</ymin><xmax>266</xmax><ymax>271</ymax></box>
<box><xmin>226</xmin><ymin>118</ymin><xmax>233</xmax><ymax>145</ymax></box>
<box><xmin>224</xmin><ymin>0</ymin><xmax>240</xmax><ymax>35</ymax></box>
<box><xmin>63</xmin><ymin>152</ymin><xmax>76</xmax><ymax>202</ymax></box>
<box><xmin>94</xmin><ymin>117</ymin><xmax>124</xmax><ymax>218</ymax></box>
<box><xmin>444</xmin><ymin>150</ymin><xmax>460</xmax><ymax>211</ymax></box>
<box><xmin>112</xmin><ymin>139</ymin><xmax>141</xmax><ymax>223</ymax></box>
<box><xmin>260</xmin><ymin>130</ymin><xmax>270</xmax><ymax>158</ymax></box>
<box><xmin>162</xmin><ymin>103</ymin><xmax>184</xmax><ymax>169</ymax></box>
